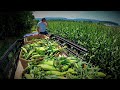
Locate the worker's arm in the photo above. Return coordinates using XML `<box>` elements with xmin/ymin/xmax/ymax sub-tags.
<box><xmin>37</xmin><ymin>27</ymin><xmax>40</xmax><ymax>34</ymax></box>
<box><xmin>37</xmin><ymin>22</ymin><xmax>40</xmax><ymax>34</ymax></box>
<box><xmin>44</xmin><ymin>21</ymin><xmax>48</xmax><ymax>27</ymax></box>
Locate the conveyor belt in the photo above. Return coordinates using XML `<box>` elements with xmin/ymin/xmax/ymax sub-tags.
<box><xmin>50</xmin><ymin>34</ymin><xmax>88</xmax><ymax>58</ymax></box>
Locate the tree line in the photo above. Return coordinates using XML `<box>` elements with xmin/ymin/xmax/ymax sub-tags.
<box><xmin>0</xmin><ymin>11</ymin><xmax>35</xmax><ymax>39</ymax></box>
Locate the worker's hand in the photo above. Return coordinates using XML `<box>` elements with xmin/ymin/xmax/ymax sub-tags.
<box><xmin>44</xmin><ymin>22</ymin><xmax>48</xmax><ymax>26</ymax></box>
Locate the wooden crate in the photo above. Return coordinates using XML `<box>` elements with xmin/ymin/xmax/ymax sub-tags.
<box><xmin>24</xmin><ymin>34</ymin><xmax>49</xmax><ymax>42</ymax></box>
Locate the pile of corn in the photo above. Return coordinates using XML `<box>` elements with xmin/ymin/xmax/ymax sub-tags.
<box><xmin>21</xmin><ymin>38</ymin><xmax>106</xmax><ymax>79</ymax></box>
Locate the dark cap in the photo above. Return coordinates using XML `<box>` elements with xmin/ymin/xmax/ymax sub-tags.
<box><xmin>41</xmin><ymin>18</ymin><xmax>46</xmax><ymax>21</ymax></box>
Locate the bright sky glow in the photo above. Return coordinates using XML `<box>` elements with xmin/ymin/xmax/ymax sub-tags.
<box><xmin>33</xmin><ymin>11</ymin><xmax>120</xmax><ymax>24</ymax></box>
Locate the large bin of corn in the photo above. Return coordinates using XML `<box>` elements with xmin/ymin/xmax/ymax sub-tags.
<box><xmin>14</xmin><ymin>34</ymin><xmax>106</xmax><ymax>79</ymax></box>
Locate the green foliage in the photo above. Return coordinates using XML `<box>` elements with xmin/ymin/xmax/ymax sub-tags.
<box><xmin>0</xmin><ymin>11</ymin><xmax>35</xmax><ymax>38</ymax></box>
<box><xmin>21</xmin><ymin>38</ymin><xmax>105</xmax><ymax>79</ymax></box>
<box><xmin>47</xmin><ymin>20</ymin><xmax>120</xmax><ymax>79</ymax></box>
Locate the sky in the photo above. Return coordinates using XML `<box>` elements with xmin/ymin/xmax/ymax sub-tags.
<box><xmin>33</xmin><ymin>11</ymin><xmax>120</xmax><ymax>24</ymax></box>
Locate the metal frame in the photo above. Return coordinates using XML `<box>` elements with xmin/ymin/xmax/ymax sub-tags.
<box><xmin>0</xmin><ymin>39</ymin><xmax>24</xmax><ymax>79</ymax></box>
<box><xmin>50</xmin><ymin>34</ymin><xmax>88</xmax><ymax>58</ymax></box>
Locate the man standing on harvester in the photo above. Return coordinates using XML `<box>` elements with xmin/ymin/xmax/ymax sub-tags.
<box><xmin>37</xmin><ymin>18</ymin><xmax>48</xmax><ymax>35</ymax></box>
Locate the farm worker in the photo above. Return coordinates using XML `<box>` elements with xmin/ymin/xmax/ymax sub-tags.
<box><xmin>37</xmin><ymin>18</ymin><xmax>48</xmax><ymax>35</ymax></box>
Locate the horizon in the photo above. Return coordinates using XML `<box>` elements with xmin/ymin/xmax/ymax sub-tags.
<box><xmin>33</xmin><ymin>11</ymin><xmax>120</xmax><ymax>24</ymax></box>
<box><xmin>35</xmin><ymin>17</ymin><xmax>119</xmax><ymax>24</ymax></box>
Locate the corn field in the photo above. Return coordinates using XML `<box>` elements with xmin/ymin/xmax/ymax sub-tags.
<box><xmin>47</xmin><ymin>20</ymin><xmax>120</xmax><ymax>79</ymax></box>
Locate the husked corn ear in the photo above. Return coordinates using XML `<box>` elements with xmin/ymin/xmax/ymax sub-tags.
<box><xmin>42</xmin><ymin>61</ymin><xmax>54</xmax><ymax>66</ymax></box>
<box><xmin>46</xmin><ymin>71</ymin><xmax>66</xmax><ymax>76</ymax></box>
<box><xmin>21</xmin><ymin>47</ymin><xmax>27</xmax><ymax>53</ymax></box>
<box><xmin>96</xmin><ymin>72</ymin><xmax>106</xmax><ymax>77</ymax></box>
<box><xmin>24</xmin><ymin>74</ymin><xmax>33</xmax><ymax>79</ymax></box>
<box><xmin>67</xmin><ymin>68</ymin><xmax>77</xmax><ymax>74</ymax></box>
<box><xmin>37</xmin><ymin>64</ymin><xmax>56</xmax><ymax>71</ymax></box>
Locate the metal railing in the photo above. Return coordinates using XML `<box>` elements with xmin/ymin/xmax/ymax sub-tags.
<box><xmin>50</xmin><ymin>34</ymin><xmax>88</xmax><ymax>58</ymax></box>
<box><xmin>0</xmin><ymin>39</ymin><xmax>24</xmax><ymax>79</ymax></box>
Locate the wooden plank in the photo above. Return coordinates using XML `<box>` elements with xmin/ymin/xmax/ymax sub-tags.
<box><xmin>14</xmin><ymin>60</ymin><xmax>24</xmax><ymax>79</ymax></box>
